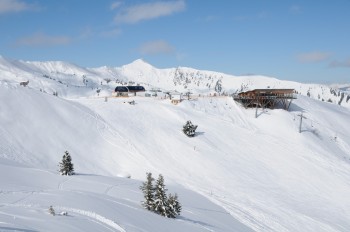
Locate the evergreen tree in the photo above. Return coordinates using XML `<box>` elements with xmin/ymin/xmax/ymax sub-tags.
<box><xmin>183</xmin><ymin>120</ymin><xmax>198</xmax><ymax>137</ymax></box>
<box><xmin>154</xmin><ymin>174</ymin><xmax>168</xmax><ymax>217</ymax></box>
<box><xmin>139</xmin><ymin>172</ymin><xmax>155</xmax><ymax>211</ymax></box>
<box><xmin>172</xmin><ymin>193</ymin><xmax>182</xmax><ymax>216</ymax></box>
<box><xmin>167</xmin><ymin>193</ymin><xmax>182</xmax><ymax>218</ymax></box>
<box><xmin>58</xmin><ymin>151</ymin><xmax>74</xmax><ymax>176</ymax></box>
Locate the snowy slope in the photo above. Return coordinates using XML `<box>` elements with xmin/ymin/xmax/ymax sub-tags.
<box><xmin>0</xmin><ymin>83</ymin><xmax>252</xmax><ymax>231</ymax></box>
<box><xmin>77</xmin><ymin>95</ymin><xmax>350</xmax><ymax>232</ymax></box>
<box><xmin>1</xmin><ymin>56</ymin><xmax>350</xmax><ymax>231</ymax></box>
<box><xmin>0</xmin><ymin>158</ymin><xmax>250</xmax><ymax>232</ymax></box>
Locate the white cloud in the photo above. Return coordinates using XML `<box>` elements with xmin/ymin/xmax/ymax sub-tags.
<box><xmin>297</xmin><ymin>52</ymin><xmax>331</xmax><ymax>63</ymax></box>
<box><xmin>139</xmin><ymin>40</ymin><xmax>175</xmax><ymax>55</ymax></box>
<box><xmin>329</xmin><ymin>59</ymin><xmax>350</xmax><ymax>68</ymax></box>
<box><xmin>114</xmin><ymin>0</ymin><xmax>185</xmax><ymax>24</ymax></box>
<box><xmin>110</xmin><ymin>1</ymin><xmax>122</xmax><ymax>10</ymax></box>
<box><xmin>0</xmin><ymin>0</ymin><xmax>36</xmax><ymax>14</ymax></box>
<box><xmin>15</xmin><ymin>33</ymin><xmax>71</xmax><ymax>47</ymax></box>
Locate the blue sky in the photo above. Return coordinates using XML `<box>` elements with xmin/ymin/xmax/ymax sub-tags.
<box><xmin>0</xmin><ymin>0</ymin><xmax>349</xmax><ymax>83</ymax></box>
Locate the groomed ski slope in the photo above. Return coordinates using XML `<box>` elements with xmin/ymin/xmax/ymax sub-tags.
<box><xmin>78</xmin><ymin>95</ymin><xmax>350</xmax><ymax>232</ymax></box>
<box><xmin>1</xmin><ymin>82</ymin><xmax>350</xmax><ymax>231</ymax></box>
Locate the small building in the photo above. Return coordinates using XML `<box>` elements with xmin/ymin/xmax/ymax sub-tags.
<box><xmin>170</xmin><ymin>91</ymin><xmax>182</xmax><ymax>105</ymax></box>
<box><xmin>113</xmin><ymin>85</ymin><xmax>145</xmax><ymax>97</ymax></box>
<box><xmin>234</xmin><ymin>89</ymin><xmax>296</xmax><ymax>110</ymax></box>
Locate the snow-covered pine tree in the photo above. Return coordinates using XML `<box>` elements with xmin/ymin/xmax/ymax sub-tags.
<box><xmin>58</xmin><ymin>151</ymin><xmax>74</xmax><ymax>176</ymax></box>
<box><xmin>167</xmin><ymin>193</ymin><xmax>176</xmax><ymax>218</ymax></box>
<box><xmin>167</xmin><ymin>193</ymin><xmax>182</xmax><ymax>218</ymax></box>
<box><xmin>172</xmin><ymin>193</ymin><xmax>181</xmax><ymax>216</ymax></box>
<box><xmin>183</xmin><ymin>120</ymin><xmax>198</xmax><ymax>137</ymax></box>
<box><xmin>139</xmin><ymin>172</ymin><xmax>155</xmax><ymax>211</ymax></box>
<box><xmin>154</xmin><ymin>174</ymin><xmax>169</xmax><ymax>217</ymax></box>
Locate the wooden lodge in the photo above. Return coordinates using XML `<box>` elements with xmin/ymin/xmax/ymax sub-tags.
<box><xmin>234</xmin><ymin>89</ymin><xmax>296</xmax><ymax>110</ymax></box>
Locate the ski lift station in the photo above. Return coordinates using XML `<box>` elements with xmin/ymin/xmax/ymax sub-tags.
<box><xmin>234</xmin><ymin>89</ymin><xmax>297</xmax><ymax>110</ymax></box>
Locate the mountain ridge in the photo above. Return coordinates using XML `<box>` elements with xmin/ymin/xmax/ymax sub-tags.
<box><xmin>0</xmin><ymin>55</ymin><xmax>349</xmax><ymax>107</ymax></box>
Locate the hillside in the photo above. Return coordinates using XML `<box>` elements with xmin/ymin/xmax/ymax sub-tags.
<box><xmin>1</xmin><ymin>57</ymin><xmax>350</xmax><ymax>231</ymax></box>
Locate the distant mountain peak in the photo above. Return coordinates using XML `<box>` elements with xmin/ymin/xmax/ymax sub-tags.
<box><xmin>124</xmin><ymin>59</ymin><xmax>154</xmax><ymax>70</ymax></box>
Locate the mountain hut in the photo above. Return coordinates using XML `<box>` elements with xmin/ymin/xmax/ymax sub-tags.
<box><xmin>114</xmin><ymin>86</ymin><xmax>145</xmax><ymax>97</ymax></box>
<box><xmin>234</xmin><ymin>89</ymin><xmax>296</xmax><ymax>110</ymax></box>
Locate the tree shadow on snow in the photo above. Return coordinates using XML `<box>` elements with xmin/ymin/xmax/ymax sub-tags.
<box><xmin>73</xmin><ymin>173</ymin><xmax>100</xmax><ymax>177</ymax></box>
<box><xmin>195</xmin><ymin>132</ymin><xmax>205</xmax><ymax>136</ymax></box>
<box><xmin>176</xmin><ymin>216</ymin><xmax>216</xmax><ymax>230</ymax></box>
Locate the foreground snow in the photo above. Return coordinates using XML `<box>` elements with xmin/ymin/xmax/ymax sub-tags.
<box><xmin>0</xmin><ymin>158</ymin><xmax>250</xmax><ymax>232</ymax></box>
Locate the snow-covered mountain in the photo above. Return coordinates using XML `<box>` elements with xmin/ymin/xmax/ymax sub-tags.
<box><xmin>1</xmin><ymin>56</ymin><xmax>350</xmax><ymax>231</ymax></box>
<box><xmin>1</xmin><ymin>56</ymin><xmax>349</xmax><ymax>107</ymax></box>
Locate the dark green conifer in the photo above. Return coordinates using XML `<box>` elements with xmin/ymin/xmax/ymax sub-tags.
<box><xmin>59</xmin><ymin>151</ymin><xmax>74</xmax><ymax>176</ymax></box>
<box><xmin>140</xmin><ymin>172</ymin><xmax>155</xmax><ymax>211</ymax></box>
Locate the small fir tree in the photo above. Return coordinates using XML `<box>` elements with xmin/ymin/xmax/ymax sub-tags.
<box><xmin>48</xmin><ymin>205</ymin><xmax>55</xmax><ymax>216</ymax></box>
<box><xmin>183</xmin><ymin>120</ymin><xmax>198</xmax><ymax>137</ymax></box>
<box><xmin>59</xmin><ymin>151</ymin><xmax>74</xmax><ymax>176</ymax></box>
<box><xmin>140</xmin><ymin>172</ymin><xmax>182</xmax><ymax>218</ymax></box>
<box><xmin>167</xmin><ymin>193</ymin><xmax>182</xmax><ymax>218</ymax></box>
<box><xmin>172</xmin><ymin>193</ymin><xmax>182</xmax><ymax>216</ymax></box>
<box><xmin>140</xmin><ymin>172</ymin><xmax>155</xmax><ymax>211</ymax></box>
<box><xmin>154</xmin><ymin>174</ymin><xmax>168</xmax><ymax>217</ymax></box>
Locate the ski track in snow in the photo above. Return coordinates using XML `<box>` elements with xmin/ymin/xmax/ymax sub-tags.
<box><xmin>91</xmin><ymin>108</ymin><xmax>158</xmax><ymax>171</ymax></box>
<box><xmin>94</xmin><ymin>112</ymin><xmax>130</xmax><ymax>149</ymax></box>
<box><xmin>0</xmin><ymin>203</ymin><xmax>126</xmax><ymax>232</ymax></box>
<box><xmin>0</xmin><ymin>128</ymin><xmax>39</xmax><ymax>165</ymax></box>
<box><xmin>58</xmin><ymin>207</ymin><xmax>126</xmax><ymax>232</ymax></box>
<box><xmin>104</xmin><ymin>184</ymin><xmax>119</xmax><ymax>195</ymax></box>
<box><xmin>93</xmin><ymin>111</ymin><xmax>145</xmax><ymax>161</ymax></box>
<box><xmin>61</xmin><ymin>99</ymin><xmax>148</xmax><ymax>165</ymax></box>
<box><xmin>57</xmin><ymin>178</ymin><xmax>70</xmax><ymax>190</ymax></box>
<box><xmin>10</xmin><ymin>192</ymin><xmax>34</xmax><ymax>206</ymax></box>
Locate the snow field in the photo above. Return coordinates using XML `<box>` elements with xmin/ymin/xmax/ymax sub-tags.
<box><xmin>0</xmin><ymin>57</ymin><xmax>350</xmax><ymax>231</ymax></box>
<box><xmin>0</xmin><ymin>157</ymin><xmax>251</xmax><ymax>232</ymax></box>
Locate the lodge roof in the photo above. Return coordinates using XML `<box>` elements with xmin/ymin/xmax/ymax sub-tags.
<box><xmin>239</xmin><ymin>89</ymin><xmax>295</xmax><ymax>95</ymax></box>
<box><xmin>115</xmin><ymin>86</ymin><xmax>145</xmax><ymax>92</ymax></box>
